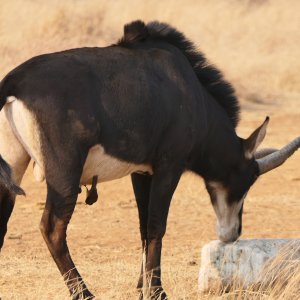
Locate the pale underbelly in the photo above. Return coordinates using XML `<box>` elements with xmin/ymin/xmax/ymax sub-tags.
<box><xmin>80</xmin><ymin>145</ymin><xmax>153</xmax><ymax>185</ymax></box>
<box><xmin>33</xmin><ymin>144</ymin><xmax>152</xmax><ymax>185</ymax></box>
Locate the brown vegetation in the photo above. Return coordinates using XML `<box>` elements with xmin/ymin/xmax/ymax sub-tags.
<box><xmin>0</xmin><ymin>0</ymin><xmax>299</xmax><ymax>299</ymax></box>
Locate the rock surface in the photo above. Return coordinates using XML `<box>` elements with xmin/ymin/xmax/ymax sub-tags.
<box><xmin>198</xmin><ymin>239</ymin><xmax>300</xmax><ymax>293</ymax></box>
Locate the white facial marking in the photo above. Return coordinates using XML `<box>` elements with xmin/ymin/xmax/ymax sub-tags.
<box><xmin>209</xmin><ymin>181</ymin><xmax>244</xmax><ymax>242</ymax></box>
<box><xmin>81</xmin><ymin>145</ymin><xmax>153</xmax><ymax>185</ymax></box>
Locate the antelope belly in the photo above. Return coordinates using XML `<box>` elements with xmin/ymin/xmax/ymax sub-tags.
<box><xmin>80</xmin><ymin>145</ymin><xmax>152</xmax><ymax>184</ymax></box>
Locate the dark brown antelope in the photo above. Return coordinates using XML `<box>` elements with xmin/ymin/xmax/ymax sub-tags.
<box><xmin>0</xmin><ymin>20</ymin><xmax>299</xmax><ymax>299</ymax></box>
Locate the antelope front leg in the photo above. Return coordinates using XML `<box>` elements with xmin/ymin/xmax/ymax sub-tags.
<box><xmin>131</xmin><ymin>173</ymin><xmax>152</xmax><ymax>290</ymax></box>
<box><xmin>145</xmin><ymin>163</ymin><xmax>183</xmax><ymax>300</ymax></box>
<box><xmin>40</xmin><ymin>184</ymin><xmax>94</xmax><ymax>300</ymax></box>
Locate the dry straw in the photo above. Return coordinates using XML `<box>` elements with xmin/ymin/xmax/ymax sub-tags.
<box><xmin>0</xmin><ymin>1</ymin><xmax>299</xmax><ymax>299</ymax></box>
<box><xmin>1</xmin><ymin>0</ymin><xmax>299</xmax><ymax>104</ymax></box>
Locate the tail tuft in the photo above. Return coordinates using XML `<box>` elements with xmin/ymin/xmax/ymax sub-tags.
<box><xmin>0</xmin><ymin>155</ymin><xmax>25</xmax><ymax>196</ymax></box>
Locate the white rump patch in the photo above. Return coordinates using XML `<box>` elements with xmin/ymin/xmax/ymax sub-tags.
<box><xmin>5</xmin><ymin>97</ymin><xmax>45</xmax><ymax>182</ymax></box>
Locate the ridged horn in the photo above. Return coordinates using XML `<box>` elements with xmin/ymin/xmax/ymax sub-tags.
<box><xmin>257</xmin><ymin>136</ymin><xmax>300</xmax><ymax>175</ymax></box>
<box><xmin>254</xmin><ymin>148</ymin><xmax>277</xmax><ymax>159</ymax></box>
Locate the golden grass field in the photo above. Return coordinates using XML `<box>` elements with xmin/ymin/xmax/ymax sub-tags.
<box><xmin>0</xmin><ymin>0</ymin><xmax>299</xmax><ymax>299</ymax></box>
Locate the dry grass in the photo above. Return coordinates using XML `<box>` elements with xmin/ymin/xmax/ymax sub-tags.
<box><xmin>0</xmin><ymin>0</ymin><xmax>299</xmax><ymax>299</ymax></box>
<box><xmin>0</xmin><ymin>0</ymin><xmax>300</xmax><ymax>103</ymax></box>
<box><xmin>201</xmin><ymin>241</ymin><xmax>300</xmax><ymax>300</ymax></box>
<box><xmin>136</xmin><ymin>241</ymin><xmax>300</xmax><ymax>300</ymax></box>
<box><xmin>1</xmin><ymin>167</ymin><xmax>299</xmax><ymax>299</ymax></box>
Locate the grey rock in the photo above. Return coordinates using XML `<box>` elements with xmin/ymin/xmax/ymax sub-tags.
<box><xmin>198</xmin><ymin>239</ymin><xmax>300</xmax><ymax>293</ymax></box>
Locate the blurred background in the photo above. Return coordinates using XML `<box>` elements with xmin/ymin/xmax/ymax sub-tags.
<box><xmin>0</xmin><ymin>1</ymin><xmax>299</xmax><ymax>299</ymax></box>
<box><xmin>0</xmin><ymin>0</ymin><xmax>299</xmax><ymax>105</ymax></box>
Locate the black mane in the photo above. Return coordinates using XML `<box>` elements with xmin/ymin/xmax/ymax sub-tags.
<box><xmin>118</xmin><ymin>20</ymin><xmax>240</xmax><ymax>128</ymax></box>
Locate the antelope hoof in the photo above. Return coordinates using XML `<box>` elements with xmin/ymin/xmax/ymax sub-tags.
<box><xmin>138</xmin><ymin>287</ymin><xmax>168</xmax><ymax>300</ymax></box>
<box><xmin>151</xmin><ymin>287</ymin><xmax>168</xmax><ymax>300</ymax></box>
<box><xmin>71</xmin><ymin>289</ymin><xmax>94</xmax><ymax>300</ymax></box>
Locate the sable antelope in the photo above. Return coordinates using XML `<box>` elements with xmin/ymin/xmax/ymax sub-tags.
<box><xmin>0</xmin><ymin>20</ymin><xmax>299</xmax><ymax>299</ymax></box>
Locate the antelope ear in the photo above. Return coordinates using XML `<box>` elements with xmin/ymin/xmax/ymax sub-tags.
<box><xmin>243</xmin><ymin>117</ymin><xmax>269</xmax><ymax>159</ymax></box>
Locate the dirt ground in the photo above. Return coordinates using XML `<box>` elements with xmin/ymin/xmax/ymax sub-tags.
<box><xmin>0</xmin><ymin>97</ymin><xmax>299</xmax><ymax>300</ymax></box>
<box><xmin>0</xmin><ymin>1</ymin><xmax>299</xmax><ymax>299</ymax></box>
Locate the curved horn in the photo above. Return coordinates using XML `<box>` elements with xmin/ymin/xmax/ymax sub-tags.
<box><xmin>257</xmin><ymin>136</ymin><xmax>300</xmax><ymax>175</ymax></box>
<box><xmin>254</xmin><ymin>148</ymin><xmax>278</xmax><ymax>159</ymax></box>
